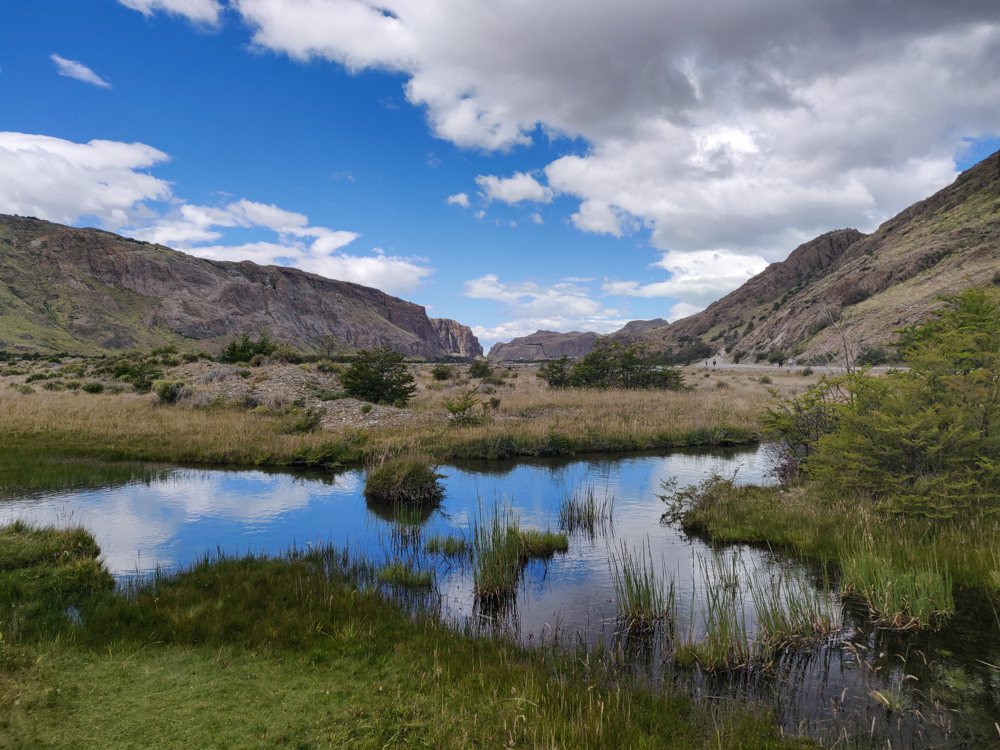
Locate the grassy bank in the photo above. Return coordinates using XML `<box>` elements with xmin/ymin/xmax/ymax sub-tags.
<box><xmin>0</xmin><ymin>524</ymin><xmax>803</xmax><ymax>749</ymax></box>
<box><xmin>675</xmin><ymin>478</ymin><xmax>1000</xmax><ymax>625</ymax></box>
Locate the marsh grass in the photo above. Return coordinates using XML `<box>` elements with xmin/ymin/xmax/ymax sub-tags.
<box><xmin>0</xmin><ymin>447</ymin><xmax>167</xmax><ymax>493</ymax></box>
<box><xmin>424</xmin><ymin>534</ymin><xmax>471</xmax><ymax>557</ymax></box>
<box><xmin>378</xmin><ymin>561</ymin><xmax>434</xmax><ymax>588</ymax></box>
<box><xmin>559</xmin><ymin>485</ymin><xmax>616</xmax><ymax>536</ymax></box>
<box><xmin>0</xmin><ymin>521</ymin><xmax>803</xmax><ymax>750</ymax></box>
<box><xmin>609</xmin><ymin>539</ymin><xmax>673</xmax><ymax>632</ymax></box>
<box><xmin>363</xmin><ymin>455</ymin><xmax>444</xmax><ymax>506</ymax></box>
<box><xmin>471</xmin><ymin>501</ymin><xmax>569</xmax><ymax>598</ymax></box>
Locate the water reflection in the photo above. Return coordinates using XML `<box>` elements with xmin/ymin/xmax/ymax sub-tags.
<box><xmin>1</xmin><ymin>446</ymin><xmax>997</xmax><ymax>747</ymax></box>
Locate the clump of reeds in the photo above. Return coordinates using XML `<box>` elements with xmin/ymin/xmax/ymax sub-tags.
<box><xmin>840</xmin><ymin>540</ymin><xmax>953</xmax><ymax>628</ymax></box>
<box><xmin>363</xmin><ymin>454</ymin><xmax>444</xmax><ymax>507</ymax></box>
<box><xmin>471</xmin><ymin>501</ymin><xmax>569</xmax><ymax>598</ymax></box>
<box><xmin>609</xmin><ymin>539</ymin><xmax>672</xmax><ymax>632</ymax></box>
<box><xmin>558</xmin><ymin>485</ymin><xmax>615</xmax><ymax>536</ymax></box>
<box><xmin>750</xmin><ymin>562</ymin><xmax>841</xmax><ymax>648</ymax></box>
<box><xmin>378</xmin><ymin>561</ymin><xmax>434</xmax><ymax>589</ymax></box>
<box><xmin>425</xmin><ymin>534</ymin><xmax>471</xmax><ymax>557</ymax></box>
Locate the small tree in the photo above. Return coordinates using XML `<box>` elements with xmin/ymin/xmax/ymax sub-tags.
<box><xmin>219</xmin><ymin>333</ymin><xmax>277</xmax><ymax>364</ymax></box>
<box><xmin>468</xmin><ymin>359</ymin><xmax>494</xmax><ymax>379</ymax></box>
<box><xmin>442</xmin><ymin>387</ymin><xmax>482</xmax><ymax>425</ymax></box>
<box><xmin>431</xmin><ymin>363</ymin><xmax>454</xmax><ymax>381</ymax></box>
<box><xmin>342</xmin><ymin>347</ymin><xmax>416</xmax><ymax>405</ymax></box>
<box><xmin>536</xmin><ymin>355</ymin><xmax>572</xmax><ymax>387</ymax></box>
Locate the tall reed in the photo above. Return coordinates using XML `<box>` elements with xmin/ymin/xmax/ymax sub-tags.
<box><xmin>558</xmin><ymin>485</ymin><xmax>616</xmax><ymax>536</ymax></box>
<box><xmin>608</xmin><ymin>539</ymin><xmax>672</xmax><ymax>631</ymax></box>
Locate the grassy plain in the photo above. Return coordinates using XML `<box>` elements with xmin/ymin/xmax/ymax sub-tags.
<box><xmin>0</xmin><ymin>524</ymin><xmax>803</xmax><ymax>750</ymax></box>
<box><xmin>0</xmin><ymin>363</ymin><xmax>810</xmax><ymax>467</ymax></box>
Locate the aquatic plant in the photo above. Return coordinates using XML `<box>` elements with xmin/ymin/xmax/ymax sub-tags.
<box><xmin>378</xmin><ymin>561</ymin><xmax>434</xmax><ymax>589</ymax></box>
<box><xmin>558</xmin><ymin>485</ymin><xmax>615</xmax><ymax>536</ymax></box>
<box><xmin>425</xmin><ymin>534</ymin><xmax>471</xmax><ymax>557</ymax></box>
<box><xmin>608</xmin><ymin>539</ymin><xmax>672</xmax><ymax>632</ymax></box>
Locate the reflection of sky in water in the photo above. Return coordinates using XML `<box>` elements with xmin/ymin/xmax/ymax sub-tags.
<box><xmin>2</xmin><ymin>446</ymin><xmax>998</xmax><ymax>746</ymax></box>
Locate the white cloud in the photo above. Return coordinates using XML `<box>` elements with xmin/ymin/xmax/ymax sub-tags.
<box><xmin>463</xmin><ymin>273</ymin><xmax>626</xmax><ymax>346</ymax></box>
<box><xmin>50</xmin><ymin>54</ymin><xmax>112</xmax><ymax>89</ymax></box>
<box><xmin>474</xmin><ymin>209</ymin><xmax>485</xmax><ymax>219</ymax></box>
<box><xmin>118</xmin><ymin>0</ymin><xmax>223</xmax><ymax>25</ymax></box>
<box><xmin>529</xmin><ymin>212</ymin><xmax>543</xmax><ymax>224</ymax></box>
<box><xmin>226</xmin><ymin>0</ymin><xmax>1000</xmax><ymax>304</ymax></box>
<box><xmin>603</xmin><ymin>250</ymin><xmax>769</xmax><ymax>307</ymax></box>
<box><xmin>666</xmin><ymin>302</ymin><xmax>704</xmax><ymax>323</ymax></box>
<box><xmin>0</xmin><ymin>131</ymin><xmax>431</xmax><ymax>295</ymax></box>
<box><xmin>0</xmin><ymin>132</ymin><xmax>170</xmax><ymax>226</ymax></box>
<box><xmin>475</xmin><ymin>172</ymin><xmax>554</xmax><ymax>204</ymax></box>
<box><xmin>446</xmin><ymin>192</ymin><xmax>469</xmax><ymax>208</ymax></box>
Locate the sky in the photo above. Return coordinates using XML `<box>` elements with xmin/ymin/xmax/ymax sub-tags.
<box><xmin>1</xmin><ymin>1</ymin><xmax>999</xmax><ymax>349</ymax></box>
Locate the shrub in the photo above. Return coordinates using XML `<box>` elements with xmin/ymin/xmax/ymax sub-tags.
<box><xmin>99</xmin><ymin>356</ymin><xmax>163</xmax><ymax>393</ymax></box>
<box><xmin>81</xmin><ymin>382</ymin><xmax>104</xmax><ymax>394</ymax></box>
<box><xmin>153</xmin><ymin>380</ymin><xmax>185</xmax><ymax>404</ymax></box>
<box><xmin>283</xmin><ymin>406</ymin><xmax>325</xmax><ymax>434</ymax></box>
<box><xmin>537</xmin><ymin>356</ymin><xmax>572</xmax><ymax>388</ymax></box>
<box><xmin>182</xmin><ymin>353</ymin><xmax>199</xmax><ymax>363</ymax></box>
<box><xmin>364</xmin><ymin>456</ymin><xmax>444</xmax><ymax>507</ymax></box>
<box><xmin>443</xmin><ymin>387</ymin><xmax>482</xmax><ymax>425</ymax></box>
<box><xmin>316</xmin><ymin>360</ymin><xmax>343</xmax><ymax>374</ymax></box>
<box><xmin>430</xmin><ymin>363</ymin><xmax>454</xmax><ymax>381</ymax></box>
<box><xmin>41</xmin><ymin>381</ymin><xmax>65</xmax><ymax>391</ymax></box>
<box><xmin>341</xmin><ymin>347</ymin><xmax>416</xmax><ymax>405</ymax></box>
<box><xmin>360</xmin><ymin>404</ymin><xmax>373</xmax><ymax>414</ymax></box>
<box><xmin>468</xmin><ymin>359</ymin><xmax>494</xmax><ymax>379</ymax></box>
<box><xmin>270</xmin><ymin>345</ymin><xmax>303</xmax><ymax>364</ymax></box>
<box><xmin>218</xmin><ymin>333</ymin><xmax>277</xmax><ymax>364</ymax></box>
<box><xmin>801</xmin><ymin>367</ymin><xmax>814</xmax><ymax>376</ymax></box>
<box><xmin>856</xmin><ymin>344</ymin><xmax>888</xmax><ymax>367</ymax></box>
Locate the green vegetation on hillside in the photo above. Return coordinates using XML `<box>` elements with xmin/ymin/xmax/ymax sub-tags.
<box><xmin>536</xmin><ymin>340</ymin><xmax>684</xmax><ymax>390</ymax></box>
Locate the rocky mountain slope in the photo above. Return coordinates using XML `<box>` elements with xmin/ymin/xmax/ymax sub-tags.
<box><xmin>488</xmin><ymin>330</ymin><xmax>602</xmax><ymax>360</ymax></box>
<box><xmin>0</xmin><ymin>215</ymin><xmax>481</xmax><ymax>359</ymax></box>
<box><xmin>615</xmin><ymin>149</ymin><xmax>1000</xmax><ymax>363</ymax></box>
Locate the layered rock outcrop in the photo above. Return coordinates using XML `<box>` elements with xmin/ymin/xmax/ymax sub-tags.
<box><xmin>488</xmin><ymin>330</ymin><xmax>601</xmax><ymax>360</ymax></box>
<box><xmin>0</xmin><ymin>215</ymin><xmax>480</xmax><ymax>358</ymax></box>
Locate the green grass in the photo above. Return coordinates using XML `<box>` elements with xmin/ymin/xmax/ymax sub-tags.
<box><xmin>609</xmin><ymin>539</ymin><xmax>672</xmax><ymax>632</ymax></box>
<box><xmin>424</xmin><ymin>533</ymin><xmax>471</xmax><ymax>557</ymax></box>
<box><xmin>559</xmin><ymin>485</ymin><xmax>616</xmax><ymax>536</ymax></box>
<box><xmin>363</xmin><ymin>455</ymin><xmax>444</xmax><ymax>506</ymax></box>
<box><xmin>0</xmin><ymin>523</ymin><xmax>806</xmax><ymax>749</ymax></box>
<box><xmin>377</xmin><ymin>561</ymin><xmax>434</xmax><ymax>588</ymax></box>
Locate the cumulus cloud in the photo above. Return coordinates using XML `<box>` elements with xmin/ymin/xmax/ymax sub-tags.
<box><xmin>446</xmin><ymin>192</ymin><xmax>469</xmax><ymax>207</ymax></box>
<box><xmin>216</xmin><ymin>0</ymin><xmax>1000</xmax><ymax>304</ymax></box>
<box><xmin>118</xmin><ymin>0</ymin><xmax>223</xmax><ymax>25</ymax></box>
<box><xmin>463</xmin><ymin>273</ymin><xmax>626</xmax><ymax>345</ymax></box>
<box><xmin>50</xmin><ymin>54</ymin><xmax>112</xmax><ymax>88</ymax></box>
<box><xmin>475</xmin><ymin>172</ymin><xmax>554</xmax><ymax>204</ymax></box>
<box><xmin>666</xmin><ymin>302</ymin><xmax>704</xmax><ymax>323</ymax></box>
<box><xmin>603</xmin><ymin>250</ymin><xmax>769</xmax><ymax>307</ymax></box>
<box><xmin>0</xmin><ymin>132</ymin><xmax>169</xmax><ymax>226</ymax></box>
<box><xmin>0</xmin><ymin>131</ymin><xmax>432</xmax><ymax>295</ymax></box>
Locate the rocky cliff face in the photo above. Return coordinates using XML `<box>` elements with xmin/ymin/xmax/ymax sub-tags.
<box><xmin>488</xmin><ymin>330</ymin><xmax>602</xmax><ymax>360</ymax></box>
<box><xmin>613</xmin><ymin>148</ymin><xmax>1000</xmax><ymax>363</ymax></box>
<box><xmin>0</xmin><ymin>215</ymin><xmax>480</xmax><ymax>359</ymax></box>
<box><xmin>430</xmin><ymin>317</ymin><xmax>484</xmax><ymax>358</ymax></box>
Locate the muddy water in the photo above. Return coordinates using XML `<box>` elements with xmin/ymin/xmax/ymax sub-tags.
<box><xmin>2</xmin><ymin>446</ymin><xmax>997</xmax><ymax>747</ymax></box>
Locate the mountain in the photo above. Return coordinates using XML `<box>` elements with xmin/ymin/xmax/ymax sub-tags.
<box><xmin>615</xmin><ymin>149</ymin><xmax>1000</xmax><ymax>363</ymax></box>
<box><xmin>0</xmin><ymin>215</ymin><xmax>480</xmax><ymax>359</ymax></box>
<box><xmin>488</xmin><ymin>330</ymin><xmax>602</xmax><ymax>360</ymax></box>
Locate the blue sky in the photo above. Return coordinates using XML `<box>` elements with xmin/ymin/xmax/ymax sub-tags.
<box><xmin>1</xmin><ymin>1</ymin><xmax>998</xmax><ymax>348</ymax></box>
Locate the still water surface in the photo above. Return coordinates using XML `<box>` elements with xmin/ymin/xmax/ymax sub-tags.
<box><xmin>2</xmin><ymin>446</ymin><xmax>997</xmax><ymax>747</ymax></box>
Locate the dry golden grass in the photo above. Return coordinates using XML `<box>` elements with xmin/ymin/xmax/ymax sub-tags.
<box><xmin>0</xmin><ymin>364</ymin><xmax>813</xmax><ymax>465</ymax></box>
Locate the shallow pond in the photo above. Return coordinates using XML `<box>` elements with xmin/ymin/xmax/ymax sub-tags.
<box><xmin>2</xmin><ymin>446</ymin><xmax>998</xmax><ymax>747</ymax></box>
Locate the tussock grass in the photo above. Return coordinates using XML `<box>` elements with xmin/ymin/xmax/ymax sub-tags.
<box><xmin>559</xmin><ymin>485</ymin><xmax>615</xmax><ymax>536</ymax></box>
<box><xmin>363</xmin><ymin>454</ymin><xmax>444</xmax><ymax>506</ymax></box>
<box><xmin>471</xmin><ymin>501</ymin><xmax>569</xmax><ymax>598</ymax></box>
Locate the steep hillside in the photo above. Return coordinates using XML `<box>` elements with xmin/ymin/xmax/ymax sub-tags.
<box><xmin>0</xmin><ymin>215</ymin><xmax>479</xmax><ymax>359</ymax></box>
<box><xmin>488</xmin><ymin>330</ymin><xmax>602</xmax><ymax>360</ymax></box>
<box><xmin>617</xmin><ymin>149</ymin><xmax>1000</xmax><ymax>363</ymax></box>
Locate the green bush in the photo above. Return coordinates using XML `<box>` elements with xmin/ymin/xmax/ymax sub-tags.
<box><xmin>431</xmin><ymin>363</ymin><xmax>454</xmax><ymax>381</ymax></box>
<box><xmin>468</xmin><ymin>359</ymin><xmax>494</xmax><ymax>379</ymax></box>
<box><xmin>316</xmin><ymin>359</ymin><xmax>343</xmax><ymax>374</ymax></box>
<box><xmin>153</xmin><ymin>380</ymin><xmax>185</xmax><ymax>404</ymax></box>
<box><xmin>536</xmin><ymin>356</ymin><xmax>572</xmax><ymax>387</ymax></box>
<box><xmin>81</xmin><ymin>382</ymin><xmax>104</xmax><ymax>394</ymax></box>
<box><xmin>443</xmin><ymin>388</ymin><xmax>482</xmax><ymax>426</ymax></box>
<box><xmin>270</xmin><ymin>345</ymin><xmax>303</xmax><ymax>364</ymax></box>
<box><xmin>341</xmin><ymin>347</ymin><xmax>416</xmax><ymax>405</ymax></box>
<box><xmin>218</xmin><ymin>333</ymin><xmax>277</xmax><ymax>364</ymax></box>
<box><xmin>98</xmin><ymin>355</ymin><xmax>163</xmax><ymax>393</ymax></box>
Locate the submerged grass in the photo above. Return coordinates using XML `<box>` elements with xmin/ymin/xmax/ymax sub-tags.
<box><xmin>559</xmin><ymin>485</ymin><xmax>616</xmax><ymax>536</ymax></box>
<box><xmin>377</xmin><ymin>561</ymin><xmax>435</xmax><ymax>588</ymax></box>
<box><xmin>0</xmin><ymin>522</ymin><xmax>807</xmax><ymax>749</ymax></box>
<box><xmin>424</xmin><ymin>533</ymin><xmax>471</xmax><ymax>557</ymax></box>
